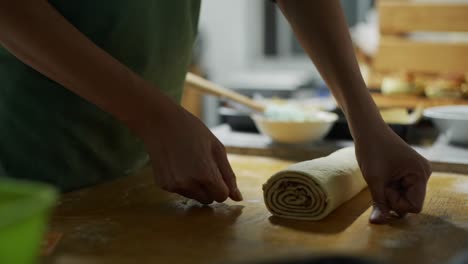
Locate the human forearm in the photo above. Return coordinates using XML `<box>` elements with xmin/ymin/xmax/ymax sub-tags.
<box><xmin>0</xmin><ymin>0</ymin><xmax>174</xmax><ymax>137</ymax></box>
<box><xmin>277</xmin><ymin>0</ymin><xmax>386</xmax><ymax>141</ymax></box>
<box><xmin>278</xmin><ymin>0</ymin><xmax>431</xmax><ymax>224</ymax></box>
<box><xmin>0</xmin><ymin>0</ymin><xmax>244</xmax><ymax>204</ymax></box>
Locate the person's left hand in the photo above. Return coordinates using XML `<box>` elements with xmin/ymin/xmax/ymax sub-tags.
<box><xmin>355</xmin><ymin>124</ymin><xmax>432</xmax><ymax>224</ymax></box>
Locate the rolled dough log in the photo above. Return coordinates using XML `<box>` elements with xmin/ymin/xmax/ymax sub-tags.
<box><xmin>262</xmin><ymin>147</ymin><xmax>367</xmax><ymax>220</ymax></box>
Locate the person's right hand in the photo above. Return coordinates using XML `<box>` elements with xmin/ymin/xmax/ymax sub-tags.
<box><xmin>139</xmin><ymin>103</ymin><xmax>243</xmax><ymax>204</ymax></box>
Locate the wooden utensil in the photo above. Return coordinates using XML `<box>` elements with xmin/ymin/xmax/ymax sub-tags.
<box><xmin>185</xmin><ymin>73</ymin><xmax>266</xmax><ymax>112</ymax></box>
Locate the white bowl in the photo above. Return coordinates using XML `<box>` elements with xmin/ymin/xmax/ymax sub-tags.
<box><xmin>252</xmin><ymin>111</ymin><xmax>338</xmax><ymax>144</ymax></box>
<box><xmin>424</xmin><ymin>106</ymin><xmax>468</xmax><ymax>145</ymax></box>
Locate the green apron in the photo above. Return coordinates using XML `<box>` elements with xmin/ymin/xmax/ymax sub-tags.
<box><xmin>0</xmin><ymin>1</ymin><xmax>201</xmax><ymax>191</ymax></box>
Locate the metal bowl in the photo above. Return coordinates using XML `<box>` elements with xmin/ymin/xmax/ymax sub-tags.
<box><xmin>423</xmin><ymin>106</ymin><xmax>468</xmax><ymax>145</ymax></box>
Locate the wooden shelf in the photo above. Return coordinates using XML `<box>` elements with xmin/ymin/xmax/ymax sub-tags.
<box><xmin>370</xmin><ymin>1</ymin><xmax>468</xmax><ymax>83</ymax></box>
<box><xmin>374</xmin><ymin>36</ymin><xmax>468</xmax><ymax>73</ymax></box>
<box><xmin>371</xmin><ymin>93</ymin><xmax>468</xmax><ymax>109</ymax></box>
<box><xmin>379</xmin><ymin>2</ymin><xmax>468</xmax><ymax>33</ymax></box>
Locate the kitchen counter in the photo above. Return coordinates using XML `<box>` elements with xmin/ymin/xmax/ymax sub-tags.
<box><xmin>43</xmin><ymin>154</ymin><xmax>468</xmax><ymax>264</ymax></box>
<box><xmin>212</xmin><ymin>125</ymin><xmax>468</xmax><ymax>174</ymax></box>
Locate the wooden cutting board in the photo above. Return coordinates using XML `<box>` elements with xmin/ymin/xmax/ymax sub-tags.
<box><xmin>43</xmin><ymin>154</ymin><xmax>468</xmax><ymax>264</ymax></box>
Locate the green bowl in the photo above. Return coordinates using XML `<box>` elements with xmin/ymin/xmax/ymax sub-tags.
<box><xmin>0</xmin><ymin>178</ymin><xmax>58</xmax><ymax>264</ymax></box>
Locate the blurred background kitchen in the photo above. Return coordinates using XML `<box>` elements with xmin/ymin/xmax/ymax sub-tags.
<box><xmin>183</xmin><ymin>0</ymin><xmax>468</xmax><ymax>148</ymax></box>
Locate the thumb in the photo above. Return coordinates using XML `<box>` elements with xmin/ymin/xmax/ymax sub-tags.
<box><xmin>369</xmin><ymin>185</ymin><xmax>391</xmax><ymax>224</ymax></box>
<box><xmin>213</xmin><ymin>144</ymin><xmax>243</xmax><ymax>201</ymax></box>
<box><xmin>370</xmin><ymin>202</ymin><xmax>391</xmax><ymax>224</ymax></box>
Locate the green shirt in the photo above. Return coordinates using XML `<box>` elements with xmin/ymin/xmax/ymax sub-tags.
<box><xmin>0</xmin><ymin>1</ymin><xmax>201</xmax><ymax>191</ymax></box>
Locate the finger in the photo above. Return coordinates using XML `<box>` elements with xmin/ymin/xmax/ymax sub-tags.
<box><xmin>370</xmin><ymin>201</ymin><xmax>392</xmax><ymax>224</ymax></box>
<box><xmin>213</xmin><ymin>144</ymin><xmax>243</xmax><ymax>201</ymax></box>
<box><xmin>386</xmin><ymin>187</ymin><xmax>413</xmax><ymax>217</ymax></box>
<box><xmin>423</xmin><ymin>162</ymin><xmax>432</xmax><ymax>181</ymax></box>
<box><xmin>386</xmin><ymin>174</ymin><xmax>427</xmax><ymax>216</ymax></box>
<box><xmin>175</xmin><ymin>184</ymin><xmax>213</xmax><ymax>205</ymax></box>
<box><xmin>193</xmin><ymin>183</ymin><xmax>215</xmax><ymax>205</ymax></box>
<box><xmin>415</xmin><ymin>154</ymin><xmax>432</xmax><ymax>181</ymax></box>
<box><xmin>403</xmin><ymin>180</ymin><xmax>427</xmax><ymax>213</ymax></box>
<box><xmin>202</xmin><ymin>164</ymin><xmax>230</xmax><ymax>203</ymax></box>
<box><xmin>396</xmin><ymin>212</ymin><xmax>408</xmax><ymax>219</ymax></box>
<box><xmin>368</xmin><ymin>183</ymin><xmax>392</xmax><ymax>224</ymax></box>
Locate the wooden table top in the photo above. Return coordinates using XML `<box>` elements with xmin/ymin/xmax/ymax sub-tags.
<box><xmin>43</xmin><ymin>154</ymin><xmax>468</xmax><ymax>264</ymax></box>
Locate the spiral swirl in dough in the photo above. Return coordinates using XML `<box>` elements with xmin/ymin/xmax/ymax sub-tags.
<box><xmin>263</xmin><ymin>147</ymin><xmax>367</xmax><ymax>220</ymax></box>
